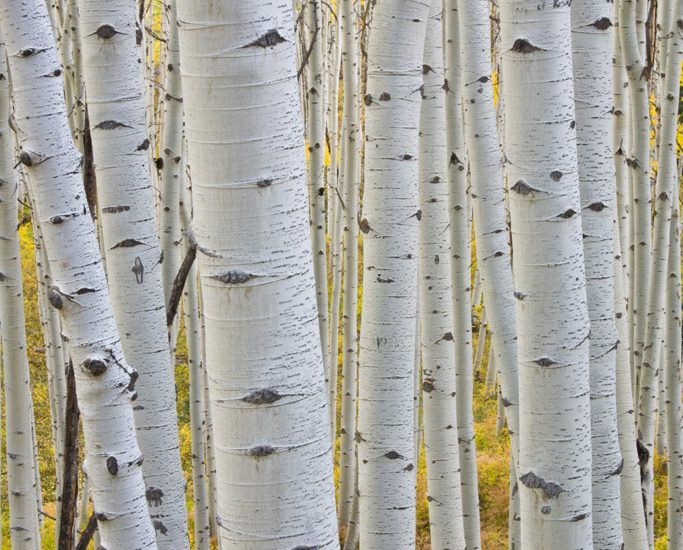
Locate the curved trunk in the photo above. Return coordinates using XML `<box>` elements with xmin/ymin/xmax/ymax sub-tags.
<box><xmin>357</xmin><ymin>1</ymin><xmax>428</xmax><ymax>546</ymax></box>
<box><xmin>500</xmin><ymin>2</ymin><xmax>593</xmax><ymax>547</ymax></box>
<box><xmin>175</xmin><ymin>2</ymin><xmax>339</xmax><ymax>547</ymax></box>
<box><xmin>77</xmin><ymin>2</ymin><xmax>188</xmax><ymax>545</ymax></box>
<box><xmin>0</xmin><ymin>37</ymin><xmax>41</xmax><ymax>550</ymax></box>
<box><xmin>0</xmin><ymin>1</ymin><xmax>157</xmax><ymax>546</ymax></box>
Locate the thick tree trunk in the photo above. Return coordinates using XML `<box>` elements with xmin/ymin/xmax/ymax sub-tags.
<box><xmin>175</xmin><ymin>2</ymin><xmax>339</xmax><ymax>547</ymax></box>
<box><xmin>500</xmin><ymin>2</ymin><xmax>593</xmax><ymax>547</ymax></box>
<box><xmin>0</xmin><ymin>1</ymin><xmax>157</xmax><ymax>546</ymax></box>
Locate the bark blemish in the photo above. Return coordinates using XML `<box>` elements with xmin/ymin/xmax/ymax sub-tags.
<box><xmin>609</xmin><ymin>459</ymin><xmax>624</xmax><ymax>476</ymax></box>
<box><xmin>511</xmin><ymin>38</ymin><xmax>540</xmax><ymax>54</ymax></box>
<box><xmin>153</xmin><ymin>520</ymin><xmax>168</xmax><ymax>535</ymax></box>
<box><xmin>82</xmin><ymin>358</ymin><xmax>107</xmax><ymax>376</ymax></box>
<box><xmin>111</xmin><ymin>238</ymin><xmax>145</xmax><ymax>249</ymax></box>
<box><xmin>533</xmin><ymin>357</ymin><xmax>557</xmax><ymax>367</ymax></box>
<box><xmin>106</xmin><ymin>456</ymin><xmax>118</xmax><ymax>475</ymax></box>
<box><xmin>549</xmin><ymin>170</ymin><xmax>563</xmax><ymax>181</ymax></box>
<box><xmin>131</xmin><ymin>257</ymin><xmax>144</xmax><ymax>283</ymax></box>
<box><xmin>510</xmin><ymin>180</ymin><xmax>539</xmax><ymax>195</ymax></box>
<box><xmin>422</xmin><ymin>379</ymin><xmax>435</xmax><ymax>392</ymax></box>
<box><xmin>211</xmin><ymin>270</ymin><xmax>253</xmax><ymax>284</ymax></box>
<box><xmin>136</xmin><ymin>139</ymin><xmax>150</xmax><ymax>151</ymax></box>
<box><xmin>514</xmin><ymin>291</ymin><xmax>527</xmax><ymax>300</ymax></box>
<box><xmin>242</xmin><ymin>389</ymin><xmax>282</xmax><ymax>405</ymax></box>
<box><xmin>591</xmin><ymin>17</ymin><xmax>612</xmax><ymax>30</ymax></box>
<box><xmin>94</xmin><ymin>120</ymin><xmax>131</xmax><ymax>130</ymax></box>
<box><xmin>519</xmin><ymin>471</ymin><xmax>564</xmax><ymax>498</ymax></box>
<box><xmin>101</xmin><ymin>205</ymin><xmax>130</xmax><ymax>214</ymax></box>
<box><xmin>359</xmin><ymin>218</ymin><xmax>371</xmax><ymax>234</ymax></box>
<box><xmin>243</xmin><ymin>29</ymin><xmax>286</xmax><ymax>48</ymax></box>
<box><xmin>249</xmin><ymin>445</ymin><xmax>276</xmax><ymax>457</ymax></box>
<box><xmin>95</xmin><ymin>24</ymin><xmax>120</xmax><ymax>39</ymax></box>
<box><xmin>541</xmin><ymin>506</ymin><xmax>551</xmax><ymax>514</ymax></box>
<box><xmin>587</xmin><ymin>202</ymin><xmax>606</xmax><ymax>212</ymax></box>
<box><xmin>379</xmin><ymin>92</ymin><xmax>391</xmax><ymax>101</ymax></box>
<box><xmin>146</xmin><ymin>487</ymin><xmax>164</xmax><ymax>506</ymax></box>
<box><xmin>257</xmin><ymin>179</ymin><xmax>272</xmax><ymax>188</ymax></box>
<box><xmin>47</xmin><ymin>287</ymin><xmax>64</xmax><ymax>309</ymax></box>
<box><xmin>558</xmin><ymin>208</ymin><xmax>577</xmax><ymax>219</ymax></box>
<box><xmin>384</xmin><ymin>451</ymin><xmax>403</xmax><ymax>460</ymax></box>
<box><xmin>570</xmin><ymin>512</ymin><xmax>590</xmax><ymax>522</ymax></box>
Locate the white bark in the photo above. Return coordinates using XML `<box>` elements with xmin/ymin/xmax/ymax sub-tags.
<box><xmin>176</xmin><ymin>2</ymin><xmax>339</xmax><ymax>547</ymax></box>
<box><xmin>0</xmin><ymin>0</ymin><xmax>157</xmax><ymax>546</ymax></box>
<box><xmin>500</xmin><ymin>2</ymin><xmax>593</xmax><ymax>547</ymax></box>
<box><xmin>357</xmin><ymin>1</ymin><xmax>428</xmax><ymax>547</ymax></box>
<box><xmin>338</xmin><ymin>0</ymin><xmax>360</xmax><ymax>531</ymax></box>
<box><xmin>418</xmin><ymin>4</ymin><xmax>466</xmax><ymax>547</ymax></box>
<box><xmin>76</xmin><ymin>2</ymin><xmax>188</xmax><ymax>545</ymax></box>
<box><xmin>0</xmin><ymin>37</ymin><xmax>41</xmax><ymax>549</ymax></box>
<box><xmin>570</xmin><ymin>3</ymin><xmax>623</xmax><ymax>546</ymax></box>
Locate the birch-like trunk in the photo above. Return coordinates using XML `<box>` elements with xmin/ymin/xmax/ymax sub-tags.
<box><xmin>176</xmin><ymin>2</ymin><xmax>338</xmax><ymax>547</ymax></box>
<box><xmin>76</xmin><ymin>2</ymin><xmax>188</xmax><ymax>545</ymax></box>
<box><xmin>357</xmin><ymin>1</ymin><xmax>428</xmax><ymax>547</ymax></box>
<box><xmin>636</xmin><ymin>2</ymin><xmax>683</xmax><ymax>539</ymax></box>
<box><xmin>418</xmin><ymin>4</ymin><xmax>466</xmax><ymax>547</ymax></box>
<box><xmin>0</xmin><ymin>37</ymin><xmax>41</xmax><ymax>549</ymax></box>
<box><xmin>570</xmin><ymin>3</ymin><xmax>623</xmax><ymax>545</ymax></box>
<box><xmin>337</xmin><ymin>0</ymin><xmax>361</xmax><ymax>531</ymax></box>
<box><xmin>0</xmin><ymin>1</ymin><xmax>157</xmax><ymax>546</ymax></box>
<box><xmin>500</xmin><ymin>2</ymin><xmax>593</xmax><ymax>547</ymax></box>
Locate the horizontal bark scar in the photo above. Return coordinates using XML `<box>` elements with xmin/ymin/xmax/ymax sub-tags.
<box><xmin>243</xmin><ymin>29</ymin><xmax>286</xmax><ymax>48</ymax></box>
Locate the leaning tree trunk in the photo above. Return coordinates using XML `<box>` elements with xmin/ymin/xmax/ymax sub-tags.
<box><xmin>500</xmin><ymin>2</ymin><xmax>593</xmax><ymax>548</ymax></box>
<box><xmin>356</xmin><ymin>1</ymin><xmax>429</xmax><ymax>547</ymax></box>
<box><xmin>175</xmin><ymin>1</ymin><xmax>339</xmax><ymax>548</ymax></box>
<box><xmin>76</xmin><ymin>2</ymin><xmax>189</xmax><ymax>546</ymax></box>
<box><xmin>636</xmin><ymin>2</ymin><xmax>683</xmax><ymax>540</ymax></box>
<box><xmin>570</xmin><ymin>2</ymin><xmax>623</xmax><ymax>546</ymax></box>
<box><xmin>0</xmin><ymin>0</ymin><xmax>157</xmax><ymax>547</ymax></box>
<box><xmin>417</xmin><ymin>3</ymin><xmax>466</xmax><ymax>547</ymax></box>
<box><xmin>0</xmin><ymin>35</ymin><xmax>41</xmax><ymax>550</ymax></box>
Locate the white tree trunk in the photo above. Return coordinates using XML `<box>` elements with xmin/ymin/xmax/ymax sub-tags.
<box><xmin>500</xmin><ymin>2</ymin><xmax>593</xmax><ymax>547</ymax></box>
<box><xmin>0</xmin><ymin>37</ymin><xmax>41</xmax><ymax>549</ymax></box>
<box><xmin>176</xmin><ymin>2</ymin><xmax>339</xmax><ymax>547</ymax></box>
<box><xmin>635</xmin><ymin>2</ymin><xmax>683</xmax><ymax>541</ymax></box>
<box><xmin>357</xmin><ymin>1</ymin><xmax>428</xmax><ymax>547</ymax></box>
<box><xmin>337</xmin><ymin>0</ymin><xmax>361</xmax><ymax>531</ymax></box>
<box><xmin>76</xmin><ymin>2</ymin><xmax>188</xmax><ymax>545</ymax></box>
<box><xmin>418</xmin><ymin>4</ymin><xmax>466</xmax><ymax>547</ymax></box>
<box><xmin>570</xmin><ymin>3</ymin><xmax>624</xmax><ymax>546</ymax></box>
<box><xmin>0</xmin><ymin>0</ymin><xmax>158</xmax><ymax>546</ymax></box>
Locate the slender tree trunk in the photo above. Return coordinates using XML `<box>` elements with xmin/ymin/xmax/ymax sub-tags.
<box><xmin>176</xmin><ymin>2</ymin><xmax>339</xmax><ymax>547</ymax></box>
<box><xmin>418</xmin><ymin>3</ymin><xmax>466</xmax><ymax>547</ymax></box>
<box><xmin>500</xmin><ymin>2</ymin><xmax>593</xmax><ymax>547</ymax></box>
<box><xmin>0</xmin><ymin>1</ymin><xmax>157</xmax><ymax>546</ymax></box>
<box><xmin>0</xmin><ymin>37</ymin><xmax>41</xmax><ymax>549</ymax></box>
<box><xmin>337</xmin><ymin>0</ymin><xmax>361</xmax><ymax>532</ymax></box>
<box><xmin>357</xmin><ymin>1</ymin><xmax>428</xmax><ymax>547</ymax></box>
<box><xmin>570</xmin><ymin>2</ymin><xmax>623</xmax><ymax>546</ymax></box>
<box><xmin>76</xmin><ymin>2</ymin><xmax>189</xmax><ymax>545</ymax></box>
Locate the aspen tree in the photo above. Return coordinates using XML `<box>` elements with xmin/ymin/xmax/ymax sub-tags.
<box><xmin>76</xmin><ymin>2</ymin><xmax>188</xmax><ymax>545</ymax></box>
<box><xmin>570</xmin><ymin>2</ymin><xmax>624</xmax><ymax>545</ymax></box>
<box><xmin>337</xmin><ymin>0</ymin><xmax>361</xmax><ymax>531</ymax></box>
<box><xmin>175</xmin><ymin>1</ymin><xmax>338</xmax><ymax>547</ymax></box>
<box><xmin>0</xmin><ymin>37</ymin><xmax>41</xmax><ymax>549</ymax></box>
<box><xmin>357</xmin><ymin>1</ymin><xmax>429</xmax><ymax>547</ymax></box>
<box><xmin>0</xmin><ymin>0</ymin><xmax>157</xmax><ymax>546</ymax></box>
<box><xmin>500</xmin><ymin>1</ymin><xmax>593</xmax><ymax>547</ymax></box>
<box><xmin>418</xmin><ymin>3</ymin><xmax>466</xmax><ymax>547</ymax></box>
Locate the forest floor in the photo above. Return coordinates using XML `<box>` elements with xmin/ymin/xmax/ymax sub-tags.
<box><xmin>1</xmin><ymin>223</ymin><xmax>672</xmax><ymax>549</ymax></box>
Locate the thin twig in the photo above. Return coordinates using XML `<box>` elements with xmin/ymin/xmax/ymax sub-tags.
<box><xmin>166</xmin><ymin>241</ymin><xmax>197</xmax><ymax>327</ymax></box>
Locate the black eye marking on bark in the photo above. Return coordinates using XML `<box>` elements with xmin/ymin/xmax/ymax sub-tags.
<box><xmin>364</xmin><ymin>93</ymin><xmax>373</xmax><ymax>106</ymax></box>
<box><xmin>95</xmin><ymin>512</ymin><xmax>109</xmax><ymax>522</ymax></box>
<box><xmin>592</xmin><ymin>17</ymin><xmax>612</xmax><ymax>30</ymax></box>
<box><xmin>519</xmin><ymin>471</ymin><xmax>564</xmax><ymax>499</ymax></box>
<box><xmin>422</xmin><ymin>379</ymin><xmax>435</xmax><ymax>392</ymax></box>
<box><xmin>359</xmin><ymin>218</ymin><xmax>371</xmax><ymax>234</ymax></box>
<box><xmin>146</xmin><ymin>487</ymin><xmax>164</xmax><ymax>506</ymax></box>
<box><xmin>132</xmin><ymin>256</ymin><xmax>144</xmax><ymax>283</ymax></box>
<box><xmin>94</xmin><ymin>120</ymin><xmax>132</xmax><ymax>130</ymax></box>
<box><xmin>243</xmin><ymin>29</ymin><xmax>286</xmax><ymax>48</ymax></box>
<box><xmin>379</xmin><ymin>91</ymin><xmax>391</xmax><ymax>101</ymax></box>
<box><xmin>549</xmin><ymin>170</ymin><xmax>562</xmax><ymax>181</ymax></box>
<box><xmin>501</xmin><ymin>397</ymin><xmax>512</xmax><ymax>407</ymax></box>
<box><xmin>510</xmin><ymin>39</ymin><xmax>540</xmax><ymax>54</ymax></box>
<box><xmin>401</xmin><ymin>154</ymin><xmax>413</xmax><ymax>160</ymax></box>
<box><xmin>404</xmin><ymin>463</ymin><xmax>414</xmax><ymax>471</ymax></box>
<box><xmin>384</xmin><ymin>451</ymin><xmax>403</xmax><ymax>460</ymax></box>
<box><xmin>17</xmin><ymin>48</ymin><xmax>47</xmax><ymax>58</ymax></box>
<box><xmin>136</xmin><ymin>138</ymin><xmax>150</xmax><ymax>151</ymax></box>
<box><xmin>610</xmin><ymin>459</ymin><xmax>624</xmax><ymax>476</ymax></box>
<box><xmin>106</xmin><ymin>456</ymin><xmax>118</xmax><ymax>475</ymax></box>
<box><xmin>570</xmin><ymin>513</ymin><xmax>590</xmax><ymax>522</ymax></box>
<box><xmin>153</xmin><ymin>521</ymin><xmax>168</xmax><ymax>535</ymax></box>
<box><xmin>111</xmin><ymin>239</ymin><xmax>145</xmax><ymax>249</ymax></box>
<box><xmin>95</xmin><ymin>24</ymin><xmax>122</xmax><ymax>39</ymax></box>
<box><xmin>558</xmin><ymin>208</ymin><xmax>577</xmax><ymax>219</ymax></box>
<box><xmin>75</xmin><ymin>287</ymin><xmax>96</xmax><ymax>295</ymax></box>
<box><xmin>82</xmin><ymin>358</ymin><xmax>108</xmax><ymax>376</ymax></box>
<box><xmin>250</xmin><ymin>445</ymin><xmax>275</xmax><ymax>457</ymax></box>
<box><xmin>534</xmin><ymin>357</ymin><xmax>557</xmax><ymax>367</ymax></box>
<box><xmin>541</xmin><ymin>506</ymin><xmax>551</xmax><ymax>514</ymax></box>
<box><xmin>211</xmin><ymin>270</ymin><xmax>253</xmax><ymax>284</ymax></box>
<box><xmin>422</xmin><ymin>64</ymin><xmax>433</xmax><ymax>75</ymax></box>
<box><xmin>257</xmin><ymin>178</ymin><xmax>272</xmax><ymax>188</ymax></box>
<box><xmin>155</xmin><ymin>157</ymin><xmax>164</xmax><ymax>170</ymax></box>
<box><xmin>242</xmin><ymin>389</ymin><xmax>282</xmax><ymax>404</ymax></box>
<box><xmin>513</xmin><ymin>291</ymin><xmax>527</xmax><ymax>300</ymax></box>
<box><xmin>587</xmin><ymin>202</ymin><xmax>607</xmax><ymax>212</ymax></box>
<box><xmin>510</xmin><ymin>180</ymin><xmax>539</xmax><ymax>195</ymax></box>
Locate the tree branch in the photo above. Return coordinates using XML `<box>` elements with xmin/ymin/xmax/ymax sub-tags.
<box><xmin>166</xmin><ymin>241</ymin><xmax>197</xmax><ymax>327</ymax></box>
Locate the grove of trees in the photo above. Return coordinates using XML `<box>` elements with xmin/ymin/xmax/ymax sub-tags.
<box><xmin>0</xmin><ymin>0</ymin><xmax>679</xmax><ymax>549</ymax></box>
